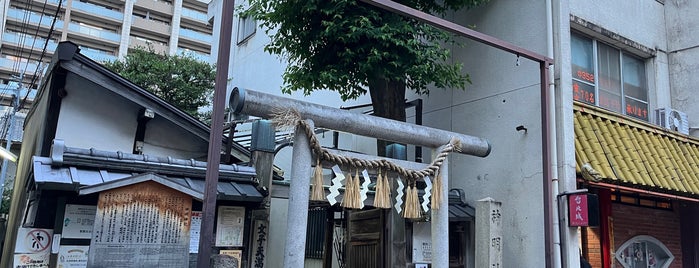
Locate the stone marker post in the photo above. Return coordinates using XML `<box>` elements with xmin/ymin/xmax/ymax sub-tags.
<box><xmin>476</xmin><ymin>197</ymin><xmax>503</xmax><ymax>268</ymax></box>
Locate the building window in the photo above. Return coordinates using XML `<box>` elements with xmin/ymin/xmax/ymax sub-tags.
<box><xmin>571</xmin><ymin>33</ymin><xmax>649</xmax><ymax>121</ymax></box>
<box><xmin>237</xmin><ymin>15</ymin><xmax>256</xmax><ymax>44</ymax></box>
<box><xmin>615</xmin><ymin>235</ymin><xmax>674</xmax><ymax>268</ymax></box>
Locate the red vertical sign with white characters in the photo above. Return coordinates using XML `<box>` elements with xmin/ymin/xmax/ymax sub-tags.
<box><xmin>569</xmin><ymin>193</ymin><xmax>589</xmax><ymax>226</ymax></box>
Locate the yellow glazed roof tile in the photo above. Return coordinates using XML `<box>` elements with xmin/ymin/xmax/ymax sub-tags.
<box><xmin>575</xmin><ymin>103</ymin><xmax>699</xmax><ymax>198</ymax></box>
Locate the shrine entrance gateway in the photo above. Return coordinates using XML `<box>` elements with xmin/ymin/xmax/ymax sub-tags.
<box><xmin>230</xmin><ymin>88</ymin><xmax>491</xmax><ymax>268</ymax></box>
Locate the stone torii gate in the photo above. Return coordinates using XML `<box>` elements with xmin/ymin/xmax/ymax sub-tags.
<box><xmin>230</xmin><ymin>88</ymin><xmax>491</xmax><ymax>267</ymax></box>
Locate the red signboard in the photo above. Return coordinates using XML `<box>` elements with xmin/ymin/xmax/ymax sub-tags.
<box><xmin>568</xmin><ymin>194</ymin><xmax>589</xmax><ymax>227</ymax></box>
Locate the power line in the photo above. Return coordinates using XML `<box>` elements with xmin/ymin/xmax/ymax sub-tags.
<box><xmin>0</xmin><ymin>0</ymin><xmax>33</xmax><ymax>106</ymax></box>
<box><xmin>0</xmin><ymin>0</ymin><xmax>54</xmax><ymax>109</ymax></box>
<box><xmin>19</xmin><ymin>0</ymin><xmax>62</xmax><ymax>111</ymax></box>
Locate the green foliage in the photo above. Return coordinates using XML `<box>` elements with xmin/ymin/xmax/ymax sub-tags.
<box><xmin>1</xmin><ymin>186</ymin><xmax>11</xmax><ymax>215</ymax></box>
<box><xmin>104</xmin><ymin>47</ymin><xmax>216</xmax><ymax>120</ymax></box>
<box><xmin>247</xmin><ymin>0</ymin><xmax>488</xmax><ymax>101</ymax></box>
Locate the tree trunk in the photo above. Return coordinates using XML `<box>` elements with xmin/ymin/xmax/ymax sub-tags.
<box><xmin>368</xmin><ymin>76</ymin><xmax>408</xmax><ymax>268</ymax></box>
<box><xmin>367</xmin><ymin>75</ymin><xmax>406</xmax><ymax>157</ymax></box>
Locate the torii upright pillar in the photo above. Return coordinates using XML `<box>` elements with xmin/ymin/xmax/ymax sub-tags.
<box><xmin>283</xmin><ymin>119</ymin><xmax>315</xmax><ymax>267</ymax></box>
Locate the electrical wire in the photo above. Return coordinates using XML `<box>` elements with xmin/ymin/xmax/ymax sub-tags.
<box><xmin>0</xmin><ymin>0</ymin><xmax>34</xmax><ymax>107</ymax></box>
<box><xmin>18</xmin><ymin>0</ymin><xmax>62</xmax><ymax>112</ymax></box>
<box><xmin>0</xmin><ymin>0</ymin><xmax>56</xmax><ymax>112</ymax></box>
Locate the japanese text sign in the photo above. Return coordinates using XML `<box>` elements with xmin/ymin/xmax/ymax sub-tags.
<box><xmin>569</xmin><ymin>193</ymin><xmax>589</xmax><ymax>227</ymax></box>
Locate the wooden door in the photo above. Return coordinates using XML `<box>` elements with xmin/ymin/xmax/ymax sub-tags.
<box><xmin>346</xmin><ymin>209</ymin><xmax>384</xmax><ymax>268</ymax></box>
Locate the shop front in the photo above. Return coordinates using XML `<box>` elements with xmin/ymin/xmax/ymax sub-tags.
<box><xmin>574</xmin><ymin>104</ymin><xmax>699</xmax><ymax>268</ymax></box>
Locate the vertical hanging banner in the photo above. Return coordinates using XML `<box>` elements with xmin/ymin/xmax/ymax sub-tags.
<box><xmin>88</xmin><ymin>181</ymin><xmax>192</xmax><ymax>268</ymax></box>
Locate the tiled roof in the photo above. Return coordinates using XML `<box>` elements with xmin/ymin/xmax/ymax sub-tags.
<box><xmin>575</xmin><ymin>103</ymin><xmax>699</xmax><ymax>197</ymax></box>
<box><xmin>33</xmin><ymin>156</ymin><xmax>264</xmax><ymax>202</ymax></box>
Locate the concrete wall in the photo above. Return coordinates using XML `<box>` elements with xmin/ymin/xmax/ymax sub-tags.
<box><xmin>664</xmin><ymin>0</ymin><xmax>699</xmax><ymax>136</ymax></box>
<box><xmin>404</xmin><ymin>0</ymin><xmax>549</xmax><ymax>266</ymax></box>
<box><xmin>55</xmin><ymin>73</ymin><xmax>209</xmax><ymax>159</ymax></box>
<box><xmin>56</xmin><ymin>73</ymin><xmax>140</xmax><ymax>152</ymax></box>
<box><xmin>142</xmin><ymin>117</ymin><xmax>209</xmax><ymax>159</ymax></box>
<box><xmin>267</xmin><ymin>197</ymin><xmax>288</xmax><ymax>267</ymax></box>
<box><xmin>571</xmin><ymin>1</ymin><xmax>666</xmax><ymax>50</ymax></box>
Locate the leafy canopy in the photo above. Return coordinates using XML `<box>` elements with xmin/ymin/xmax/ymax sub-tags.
<box><xmin>1</xmin><ymin>187</ymin><xmax>11</xmax><ymax>215</ymax></box>
<box><xmin>104</xmin><ymin>48</ymin><xmax>216</xmax><ymax>120</ymax></box>
<box><xmin>247</xmin><ymin>0</ymin><xmax>488</xmax><ymax>101</ymax></box>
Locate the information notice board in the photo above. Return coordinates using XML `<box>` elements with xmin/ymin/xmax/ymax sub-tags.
<box><xmin>87</xmin><ymin>181</ymin><xmax>192</xmax><ymax>267</ymax></box>
<box><xmin>62</xmin><ymin>205</ymin><xmax>96</xmax><ymax>239</ymax></box>
<box><xmin>215</xmin><ymin>206</ymin><xmax>245</xmax><ymax>247</ymax></box>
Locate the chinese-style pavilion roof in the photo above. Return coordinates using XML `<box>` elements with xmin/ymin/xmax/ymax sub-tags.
<box><xmin>575</xmin><ymin>103</ymin><xmax>699</xmax><ymax>198</ymax></box>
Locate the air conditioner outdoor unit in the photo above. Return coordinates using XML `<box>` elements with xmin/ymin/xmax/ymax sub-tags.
<box><xmin>654</xmin><ymin>108</ymin><xmax>689</xmax><ymax>135</ymax></box>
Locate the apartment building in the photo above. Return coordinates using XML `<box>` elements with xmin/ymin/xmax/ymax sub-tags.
<box><xmin>0</xmin><ymin>0</ymin><xmax>214</xmax><ymax>104</ymax></box>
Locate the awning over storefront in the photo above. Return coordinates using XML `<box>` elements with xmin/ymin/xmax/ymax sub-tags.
<box><xmin>574</xmin><ymin>103</ymin><xmax>699</xmax><ymax>198</ymax></box>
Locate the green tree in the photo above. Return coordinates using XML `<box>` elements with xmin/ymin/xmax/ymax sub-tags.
<box><xmin>1</xmin><ymin>187</ymin><xmax>11</xmax><ymax>215</ymax></box>
<box><xmin>104</xmin><ymin>48</ymin><xmax>216</xmax><ymax>121</ymax></box>
<box><xmin>248</xmin><ymin>0</ymin><xmax>488</xmax><ymax>154</ymax></box>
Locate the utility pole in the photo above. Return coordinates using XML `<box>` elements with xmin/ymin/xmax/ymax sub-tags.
<box><xmin>0</xmin><ymin>74</ymin><xmax>21</xmax><ymax>208</ymax></box>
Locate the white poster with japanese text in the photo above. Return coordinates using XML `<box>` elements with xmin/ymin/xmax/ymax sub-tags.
<box><xmin>57</xmin><ymin>246</ymin><xmax>89</xmax><ymax>268</ymax></box>
<box><xmin>215</xmin><ymin>206</ymin><xmax>245</xmax><ymax>247</ymax></box>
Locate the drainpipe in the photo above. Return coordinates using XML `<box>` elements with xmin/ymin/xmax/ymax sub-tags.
<box><xmin>545</xmin><ymin>0</ymin><xmax>562</xmax><ymax>267</ymax></box>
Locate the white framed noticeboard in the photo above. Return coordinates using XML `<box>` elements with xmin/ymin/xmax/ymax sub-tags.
<box><xmin>57</xmin><ymin>246</ymin><xmax>89</xmax><ymax>268</ymax></box>
<box><xmin>62</xmin><ymin>204</ymin><xmax>97</xmax><ymax>239</ymax></box>
<box><xmin>215</xmin><ymin>206</ymin><xmax>245</xmax><ymax>247</ymax></box>
<box><xmin>412</xmin><ymin>222</ymin><xmax>432</xmax><ymax>264</ymax></box>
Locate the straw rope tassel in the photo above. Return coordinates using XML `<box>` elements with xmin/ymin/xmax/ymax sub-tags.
<box><xmin>341</xmin><ymin>171</ymin><xmax>353</xmax><ymax>208</ymax></box>
<box><xmin>431</xmin><ymin>171</ymin><xmax>443</xmax><ymax>210</ymax></box>
<box><xmin>382</xmin><ymin>173</ymin><xmax>391</xmax><ymax>206</ymax></box>
<box><xmin>374</xmin><ymin>170</ymin><xmax>392</xmax><ymax>209</ymax></box>
<box><xmin>373</xmin><ymin>171</ymin><xmax>384</xmax><ymax>208</ymax></box>
<box><xmin>275</xmin><ymin>113</ymin><xmax>462</xmax><ymax>211</ymax></box>
<box><xmin>402</xmin><ymin>185</ymin><xmax>412</xmax><ymax>218</ymax></box>
<box><xmin>403</xmin><ymin>182</ymin><xmax>421</xmax><ymax>219</ymax></box>
<box><xmin>352</xmin><ymin>170</ymin><xmax>362</xmax><ymax>208</ymax></box>
<box><xmin>310</xmin><ymin>159</ymin><xmax>325</xmax><ymax>201</ymax></box>
<box><xmin>411</xmin><ymin>185</ymin><xmax>421</xmax><ymax>218</ymax></box>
